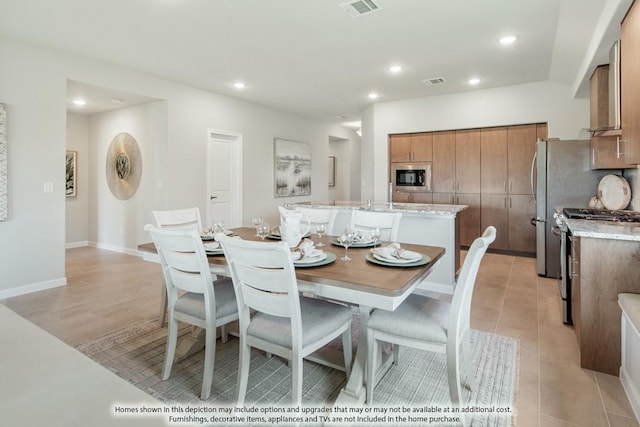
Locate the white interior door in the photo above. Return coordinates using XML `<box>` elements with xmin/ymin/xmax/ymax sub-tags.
<box><xmin>206</xmin><ymin>129</ymin><xmax>243</xmax><ymax>229</ymax></box>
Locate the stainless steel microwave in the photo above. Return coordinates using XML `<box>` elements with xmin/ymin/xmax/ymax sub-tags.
<box><xmin>391</xmin><ymin>163</ymin><xmax>431</xmax><ymax>191</ymax></box>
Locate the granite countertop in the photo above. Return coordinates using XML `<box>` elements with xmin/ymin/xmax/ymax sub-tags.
<box><xmin>566</xmin><ymin>218</ymin><xmax>640</xmax><ymax>242</ymax></box>
<box><xmin>293</xmin><ymin>201</ymin><xmax>467</xmax><ymax>215</ymax></box>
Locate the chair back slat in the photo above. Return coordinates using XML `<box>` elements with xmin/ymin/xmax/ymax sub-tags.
<box><xmin>240</xmin><ymin>283</ymin><xmax>292</xmax><ymax>317</ymax></box>
<box><xmin>153</xmin><ymin>207</ymin><xmax>202</xmax><ymax>231</ymax></box>
<box><xmin>350</xmin><ymin>210</ymin><xmax>402</xmax><ymax>241</ymax></box>
<box><xmin>168</xmin><ymin>268</ymin><xmax>210</xmax><ymax>294</ymax></box>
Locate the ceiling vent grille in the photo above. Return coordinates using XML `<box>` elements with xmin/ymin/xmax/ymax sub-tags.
<box><xmin>340</xmin><ymin>0</ymin><xmax>381</xmax><ymax>17</ymax></box>
<box><xmin>422</xmin><ymin>77</ymin><xmax>447</xmax><ymax>86</ymax></box>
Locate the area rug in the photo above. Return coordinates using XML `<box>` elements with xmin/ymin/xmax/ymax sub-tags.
<box><xmin>76</xmin><ymin>314</ymin><xmax>518</xmax><ymax>426</ymax></box>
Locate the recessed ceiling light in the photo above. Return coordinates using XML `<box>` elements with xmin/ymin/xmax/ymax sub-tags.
<box><xmin>499</xmin><ymin>35</ymin><xmax>517</xmax><ymax>45</ymax></box>
<box><xmin>72</xmin><ymin>98</ymin><xmax>86</xmax><ymax>106</ymax></box>
<box><xmin>111</xmin><ymin>98</ymin><xmax>125</xmax><ymax>104</ymax></box>
<box><xmin>468</xmin><ymin>78</ymin><xmax>480</xmax><ymax>85</ymax></box>
<box><xmin>389</xmin><ymin>65</ymin><xmax>402</xmax><ymax>74</ymax></box>
<box><xmin>233</xmin><ymin>81</ymin><xmax>246</xmax><ymax>89</ymax></box>
<box><xmin>368</xmin><ymin>92</ymin><xmax>379</xmax><ymax>99</ymax></box>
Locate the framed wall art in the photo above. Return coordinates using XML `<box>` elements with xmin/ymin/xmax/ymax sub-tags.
<box><xmin>274</xmin><ymin>138</ymin><xmax>311</xmax><ymax>197</ymax></box>
<box><xmin>328</xmin><ymin>156</ymin><xmax>336</xmax><ymax>187</ymax></box>
<box><xmin>65</xmin><ymin>151</ymin><xmax>77</xmax><ymax>197</ymax></box>
<box><xmin>0</xmin><ymin>103</ymin><xmax>7</xmax><ymax>221</ymax></box>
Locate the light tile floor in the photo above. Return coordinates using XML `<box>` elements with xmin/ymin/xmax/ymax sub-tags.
<box><xmin>2</xmin><ymin>247</ymin><xmax>639</xmax><ymax>426</ymax></box>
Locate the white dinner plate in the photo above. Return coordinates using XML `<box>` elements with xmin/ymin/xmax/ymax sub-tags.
<box><xmin>294</xmin><ymin>251</ymin><xmax>336</xmax><ymax>267</ymax></box>
<box><xmin>331</xmin><ymin>237</ymin><xmax>379</xmax><ymax>248</ymax></box>
<box><xmin>293</xmin><ymin>252</ymin><xmax>328</xmax><ymax>264</ymax></box>
<box><xmin>365</xmin><ymin>252</ymin><xmax>430</xmax><ymax>267</ymax></box>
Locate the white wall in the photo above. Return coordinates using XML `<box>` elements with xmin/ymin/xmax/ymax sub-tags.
<box><xmin>328</xmin><ymin>139</ymin><xmax>350</xmax><ymax>202</ymax></box>
<box><xmin>0</xmin><ymin>36</ymin><xmax>358</xmax><ymax>298</ymax></box>
<box><xmin>362</xmin><ymin>80</ymin><xmax>592</xmax><ymax>201</ymax></box>
<box><xmin>65</xmin><ymin>113</ymin><xmax>89</xmax><ymax>246</ymax></box>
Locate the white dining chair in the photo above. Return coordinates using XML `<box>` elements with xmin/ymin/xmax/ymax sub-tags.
<box><xmin>217</xmin><ymin>234</ymin><xmax>353</xmax><ymax>406</ymax></box>
<box><xmin>144</xmin><ymin>224</ymin><xmax>239</xmax><ymax>400</ymax></box>
<box><xmin>349</xmin><ymin>210</ymin><xmax>402</xmax><ymax>242</ymax></box>
<box><xmin>365</xmin><ymin>226</ymin><xmax>496</xmax><ymax>424</ymax></box>
<box><xmin>294</xmin><ymin>206</ymin><xmax>338</xmax><ymax>235</ymax></box>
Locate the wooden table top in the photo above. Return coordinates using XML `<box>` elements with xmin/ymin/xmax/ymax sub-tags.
<box><xmin>138</xmin><ymin>227</ymin><xmax>445</xmax><ymax>299</ymax></box>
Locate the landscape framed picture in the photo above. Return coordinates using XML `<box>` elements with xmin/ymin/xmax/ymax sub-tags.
<box><xmin>66</xmin><ymin>151</ymin><xmax>77</xmax><ymax>197</ymax></box>
<box><xmin>274</xmin><ymin>138</ymin><xmax>311</xmax><ymax>197</ymax></box>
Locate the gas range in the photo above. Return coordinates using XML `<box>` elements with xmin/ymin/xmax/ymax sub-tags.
<box><xmin>562</xmin><ymin>207</ymin><xmax>640</xmax><ymax>222</ymax></box>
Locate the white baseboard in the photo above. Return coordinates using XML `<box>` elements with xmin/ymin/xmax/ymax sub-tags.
<box><xmin>89</xmin><ymin>241</ymin><xmax>142</xmax><ymax>257</ymax></box>
<box><xmin>621</xmin><ymin>366</ymin><xmax>640</xmax><ymax>423</ymax></box>
<box><xmin>0</xmin><ymin>277</ymin><xmax>67</xmax><ymax>300</ymax></box>
<box><xmin>65</xmin><ymin>241</ymin><xmax>89</xmax><ymax>249</ymax></box>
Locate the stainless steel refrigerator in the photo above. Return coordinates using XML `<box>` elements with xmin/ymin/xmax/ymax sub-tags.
<box><xmin>533</xmin><ymin>138</ymin><xmax>609</xmax><ymax>278</ymax></box>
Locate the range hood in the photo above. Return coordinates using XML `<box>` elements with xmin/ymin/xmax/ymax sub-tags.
<box><xmin>589</xmin><ymin>40</ymin><xmax>621</xmax><ymax>135</ymax></box>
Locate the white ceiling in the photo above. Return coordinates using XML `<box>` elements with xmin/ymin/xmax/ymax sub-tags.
<box><xmin>0</xmin><ymin>0</ymin><xmax>631</xmax><ymax>126</ymax></box>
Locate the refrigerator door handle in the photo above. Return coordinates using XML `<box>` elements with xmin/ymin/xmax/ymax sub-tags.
<box><xmin>530</xmin><ymin>151</ymin><xmax>537</xmax><ymax>202</ymax></box>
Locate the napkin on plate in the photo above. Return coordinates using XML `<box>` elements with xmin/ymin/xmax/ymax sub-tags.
<box><xmin>371</xmin><ymin>243</ymin><xmax>421</xmax><ymax>262</ymax></box>
<box><xmin>203</xmin><ymin>242</ymin><xmax>221</xmax><ymax>251</ymax></box>
<box><xmin>291</xmin><ymin>238</ymin><xmax>323</xmax><ymax>261</ymax></box>
<box><xmin>352</xmin><ymin>229</ymin><xmax>374</xmax><ymax>243</ymax></box>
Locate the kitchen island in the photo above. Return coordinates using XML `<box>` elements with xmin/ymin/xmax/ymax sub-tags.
<box><xmin>294</xmin><ymin>201</ymin><xmax>467</xmax><ymax>295</ymax></box>
<box><xmin>566</xmin><ymin>218</ymin><xmax>640</xmax><ymax>375</ymax></box>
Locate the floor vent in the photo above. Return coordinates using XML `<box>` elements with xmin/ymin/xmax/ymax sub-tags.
<box><xmin>340</xmin><ymin>0</ymin><xmax>381</xmax><ymax>17</ymax></box>
<box><xmin>423</xmin><ymin>77</ymin><xmax>447</xmax><ymax>86</ymax></box>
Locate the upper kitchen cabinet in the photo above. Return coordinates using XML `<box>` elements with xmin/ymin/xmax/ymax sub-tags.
<box><xmin>455</xmin><ymin>129</ymin><xmax>481</xmax><ymax>193</ymax></box>
<box><xmin>507</xmin><ymin>124</ymin><xmax>538</xmax><ymax>194</ymax></box>
<box><xmin>432</xmin><ymin>131</ymin><xmax>456</xmax><ymax>193</ymax></box>
<box><xmin>622</xmin><ymin>1</ymin><xmax>640</xmax><ymax>164</ymax></box>
<box><xmin>590</xmin><ymin>65</ymin><xmax>610</xmax><ymax>129</ymax></box>
<box><xmin>591</xmin><ymin>135</ymin><xmax>630</xmax><ymax>169</ymax></box>
<box><xmin>480</xmin><ymin>127</ymin><xmax>508</xmax><ymax>194</ymax></box>
<box><xmin>389</xmin><ymin>132</ymin><xmax>432</xmax><ymax>163</ymax></box>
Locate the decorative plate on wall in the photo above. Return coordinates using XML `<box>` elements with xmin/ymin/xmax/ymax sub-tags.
<box><xmin>106</xmin><ymin>132</ymin><xmax>142</xmax><ymax>200</ymax></box>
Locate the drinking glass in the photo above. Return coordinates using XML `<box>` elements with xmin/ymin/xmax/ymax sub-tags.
<box><xmin>371</xmin><ymin>227</ymin><xmax>381</xmax><ymax>245</ymax></box>
<box><xmin>252</xmin><ymin>217</ymin><xmax>264</xmax><ymax>236</ymax></box>
<box><xmin>257</xmin><ymin>222</ymin><xmax>270</xmax><ymax>240</ymax></box>
<box><xmin>315</xmin><ymin>223</ymin><xmax>327</xmax><ymax>247</ymax></box>
<box><xmin>211</xmin><ymin>220</ymin><xmax>225</xmax><ymax>234</ymax></box>
<box><xmin>338</xmin><ymin>230</ymin><xmax>354</xmax><ymax>261</ymax></box>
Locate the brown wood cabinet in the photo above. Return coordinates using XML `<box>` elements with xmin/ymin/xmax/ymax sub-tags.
<box><xmin>507</xmin><ymin>124</ymin><xmax>538</xmax><ymax>194</ymax></box>
<box><xmin>389</xmin><ymin>133</ymin><xmax>432</xmax><ymax>163</ymax></box>
<box><xmin>622</xmin><ymin>0</ymin><xmax>640</xmax><ymax>164</ymax></box>
<box><xmin>432</xmin><ymin>131</ymin><xmax>456</xmax><ymax>193</ymax></box>
<box><xmin>590</xmin><ymin>135</ymin><xmax>632</xmax><ymax>169</ymax></box>
<box><xmin>480</xmin><ymin>127</ymin><xmax>508</xmax><ymax>194</ymax></box>
<box><xmin>392</xmin><ymin>192</ymin><xmax>433</xmax><ymax>203</ymax></box>
<box><xmin>572</xmin><ymin>236</ymin><xmax>640</xmax><ymax>375</ymax></box>
<box><xmin>432</xmin><ymin>192</ymin><xmax>455</xmax><ymax>205</ymax></box>
<box><xmin>456</xmin><ymin>193</ymin><xmax>481</xmax><ymax>247</ymax></box>
<box><xmin>455</xmin><ymin>129</ymin><xmax>481</xmax><ymax>193</ymax></box>
<box><xmin>480</xmin><ymin>194</ymin><xmax>536</xmax><ymax>253</ymax></box>
<box><xmin>479</xmin><ymin>194</ymin><xmax>509</xmax><ymax>249</ymax></box>
<box><xmin>590</xmin><ymin>65</ymin><xmax>610</xmax><ymax>129</ymax></box>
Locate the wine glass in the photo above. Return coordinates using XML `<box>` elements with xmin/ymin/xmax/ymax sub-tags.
<box><xmin>257</xmin><ymin>222</ymin><xmax>270</xmax><ymax>240</ymax></box>
<box><xmin>252</xmin><ymin>217</ymin><xmax>264</xmax><ymax>236</ymax></box>
<box><xmin>371</xmin><ymin>227</ymin><xmax>382</xmax><ymax>246</ymax></box>
<box><xmin>315</xmin><ymin>223</ymin><xmax>327</xmax><ymax>247</ymax></box>
<box><xmin>338</xmin><ymin>230</ymin><xmax>354</xmax><ymax>261</ymax></box>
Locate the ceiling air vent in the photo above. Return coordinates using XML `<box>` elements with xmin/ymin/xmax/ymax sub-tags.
<box><xmin>422</xmin><ymin>77</ymin><xmax>447</xmax><ymax>86</ymax></box>
<box><xmin>340</xmin><ymin>0</ymin><xmax>381</xmax><ymax>17</ymax></box>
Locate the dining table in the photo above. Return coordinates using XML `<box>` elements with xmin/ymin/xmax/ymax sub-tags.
<box><xmin>138</xmin><ymin>227</ymin><xmax>445</xmax><ymax>409</ymax></box>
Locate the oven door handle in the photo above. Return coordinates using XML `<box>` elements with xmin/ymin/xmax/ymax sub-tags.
<box><xmin>551</xmin><ymin>226</ymin><xmax>562</xmax><ymax>237</ymax></box>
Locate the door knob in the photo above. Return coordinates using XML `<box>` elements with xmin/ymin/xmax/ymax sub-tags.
<box><xmin>210</xmin><ymin>195</ymin><xmax>217</xmax><ymax>200</ymax></box>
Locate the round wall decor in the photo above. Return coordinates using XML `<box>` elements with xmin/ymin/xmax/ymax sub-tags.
<box><xmin>106</xmin><ymin>132</ymin><xmax>142</xmax><ymax>200</ymax></box>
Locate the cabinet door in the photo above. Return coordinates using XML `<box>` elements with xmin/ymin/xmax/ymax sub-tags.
<box><xmin>481</xmin><ymin>127</ymin><xmax>508</xmax><ymax>194</ymax></box>
<box><xmin>480</xmin><ymin>194</ymin><xmax>508</xmax><ymax>250</ymax></box>
<box><xmin>432</xmin><ymin>131</ymin><xmax>456</xmax><ymax>193</ymax></box>
<box><xmin>590</xmin><ymin>65</ymin><xmax>610</xmax><ymax>129</ymax></box>
<box><xmin>411</xmin><ymin>133</ymin><xmax>433</xmax><ymax>162</ymax></box>
<box><xmin>622</xmin><ymin>2</ymin><xmax>640</xmax><ymax>164</ymax></box>
<box><xmin>455</xmin><ymin>129</ymin><xmax>481</xmax><ymax>193</ymax></box>
<box><xmin>411</xmin><ymin>192</ymin><xmax>433</xmax><ymax>204</ymax></box>
<box><xmin>591</xmin><ymin>135</ymin><xmax>631</xmax><ymax>169</ymax></box>
<box><xmin>389</xmin><ymin>134</ymin><xmax>412</xmax><ymax>163</ymax></box>
<box><xmin>456</xmin><ymin>193</ymin><xmax>481</xmax><ymax>247</ymax></box>
<box><xmin>507</xmin><ymin>124</ymin><xmax>537</xmax><ymax>194</ymax></box>
<box><xmin>507</xmin><ymin>194</ymin><xmax>536</xmax><ymax>253</ymax></box>
<box><xmin>392</xmin><ymin>192</ymin><xmax>411</xmax><ymax>203</ymax></box>
<box><xmin>432</xmin><ymin>192</ymin><xmax>455</xmax><ymax>205</ymax></box>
